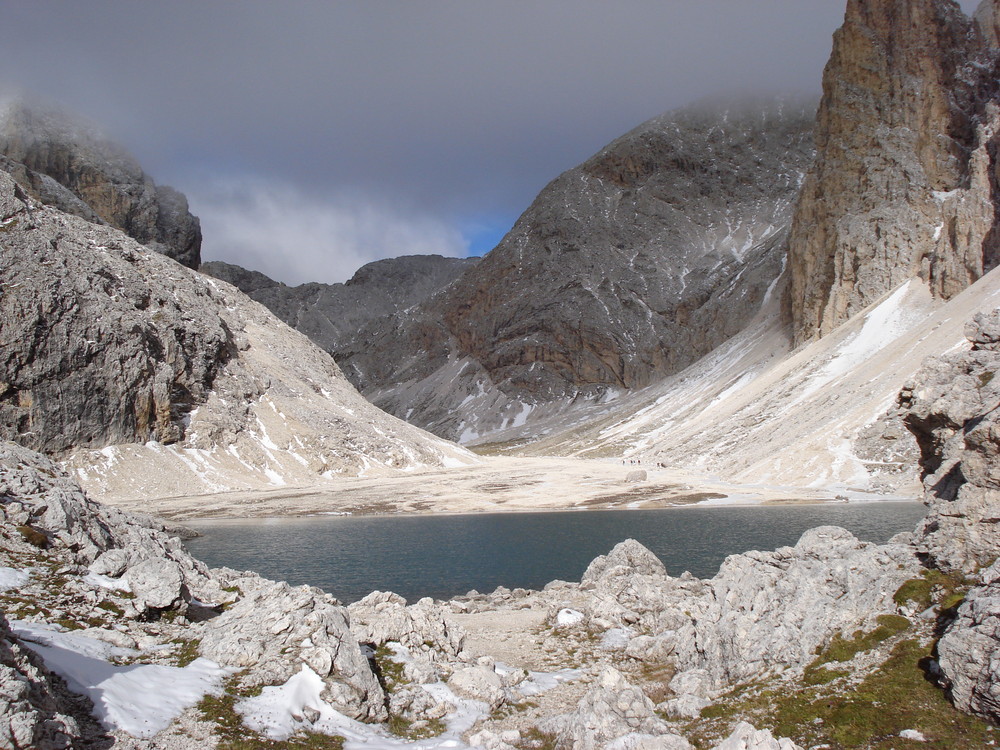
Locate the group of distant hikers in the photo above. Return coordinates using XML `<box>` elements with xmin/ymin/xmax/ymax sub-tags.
<box><xmin>622</xmin><ymin>458</ymin><xmax>667</xmax><ymax>468</ymax></box>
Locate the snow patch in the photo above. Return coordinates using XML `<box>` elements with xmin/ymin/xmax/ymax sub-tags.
<box><xmin>238</xmin><ymin>664</ymin><xmax>489</xmax><ymax>749</ymax></box>
<box><xmin>14</xmin><ymin>621</ymin><xmax>230</xmax><ymax>738</ymax></box>
<box><xmin>0</xmin><ymin>567</ymin><xmax>29</xmax><ymax>592</ymax></box>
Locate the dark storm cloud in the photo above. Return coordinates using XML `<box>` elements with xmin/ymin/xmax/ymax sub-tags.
<box><xmin>0</xmin><ymin>1</ymin><xmax>985</xmax><ymax>282</ymax></box>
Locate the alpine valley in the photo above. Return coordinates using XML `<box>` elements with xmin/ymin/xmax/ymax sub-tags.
<box><xmin>2</xmin><ymin>1</ymin><xmax>1000</xmax><ymax>749</ymax></box>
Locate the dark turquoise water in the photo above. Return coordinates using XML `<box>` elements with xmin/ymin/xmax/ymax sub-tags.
<box><xmin>183</xmin><ymin>502</ymin><xmax>926</xmax><ymax>604</ymax></box>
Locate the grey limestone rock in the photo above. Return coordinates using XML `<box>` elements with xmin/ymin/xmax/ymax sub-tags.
<box><xmin>540</xmin><ymin>667</ymin><xmax>690</xmax><ymax>750</ymax></box>
<box><xmin>0</xmin><ymin>169</ymin><xmax>231</xmax><ymax>454</ymax></box>
<box><xmin>0</xmin><ymin>441</ymin><xmax>220</xmax><ymax>609</ymax></box>
<box><xmin>0</xmin><ymin>167</ymin><xmax>470</xmax><ymax>499</ymax></box>
<box><xmin>581</xmin><ymin>539</ymin><xmax>667</xmax><ymax>585</ymax></box>
<box><xmin>937</xmin><ymin>559</ymin><xmax>1000</xmax><ymax>722</ymax></box>
<box><xmin>348</xmin><ymin>591</ymin><xmax>466</xmax><ymax>658</ymax></box>
<box><xmin>711</xmin><ymin>722</ymin><xmax>802</xmax><ymax>750</ymax></box>
<box><xmin>902</xmin><ymin>309</ymin><xmax>1000</xmax><ymax>573</ymax></box>
<box><xmin>0</xmin><ymin>613</ymin><xmax>81</xmax><ymax>750</ymax></box>
<box><xmin>126</xmin><ymin>557</ymin><xmax>186</xmax><ymax>611</ymax></box>
<box><xmin>199</xmin><ymin>254</ymin><xmax>478</xmax><ymax>382</ymax></box>
<box><xmin>448</xmin><ymin>664</ymin><xmax>508</xmax><ymax>710</ymax></box>
<box><xmin>672</xmin><ymin>526</ymin><xmax>920</xmax><ymax>688</ymax></box>
<box><xmin>198</xmin><ymin>577</ymin><xmax>386</xmax><ymax>721</ymax></box>
<box><xmin>338</xmin><ymin>97</ymin><xmax>816</xmax><ymax>442</ymax></box>
<box><xmin>625</xmin><ymin>470</ymin><xmax>647</xmax><ymax>484</ymax></box>
<box><xmin>0</xmin><ymin>98</ymin><xmax>201</xmax><ymax>268</ymax></box>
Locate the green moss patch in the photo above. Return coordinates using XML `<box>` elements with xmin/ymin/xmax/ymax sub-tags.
<box><xmin>810</xmin><ymin>614</ymin><xmax>911</xmax><ymax>670</ymax></box>
<box><xmin>690</xmin><ymin>639</ymin><xmax>994</xmax><ymax>749</ymax></box>
<box><xmin>894</xmin><ymin>570</ymin><xmax>970</xmax><ymax>613</ymax></box>
<box><xmin>170</xmin><ymin>638</ymin><xmax>202</xmax><ymax>667</ymax></box>
<box><xmin>372</xmin><ymin>645</ymin><xmax>409</xmax><ymax>692</ymax></box>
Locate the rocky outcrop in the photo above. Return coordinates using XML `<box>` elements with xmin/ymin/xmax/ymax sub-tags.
<box><xmin>0</xmin><ymin>441</ymin><xmax>389</xmax><ymax>730</ymax></box>
<box><xmin>540</xmin><ymin>667</ymin><xmax>690</xmax><ymax>750</ymax></box>
<box><xmin>787</xmin><ymin>0</ymin><xmax>1000</xmax><ymax>344</ymax></box>
<box><xmin>348</xmin><ymin>590</ymin><xmax>466</xmax><ymax>658</ymax></box>
<box><xmin>902</xmin><ymin>309</ymin><xmax>1000</xmax><ymax>573</ymax></box>
<box><xmin>200</xmin><ymin>576</ymin><xmax>386</xmax><ymax>721</ymax></box>
<box><xmin>0</xmin><ymin>612</ymin><xmax>81</xmax><ymax>749</ymax></box>
<box><xmin>199</xmin><ymin>254</ymin><xmax>477</xmax><ymax>383</ymax></box>
<box><xmin>712</xmin><ymin>722</ymin><xmax>802</xmax><ymax>750</ymax></box>
<box><xmin>0</xmin><ymin>169</ymin><xmax>471</xmax><ymax>499</ymax></box>
<box><xmin>938</xmin><ymin>560</ymin><xmax>1000</xmax><ymax>723</ymax></box>
<box><xmin>673</xmin><ymin>527</ymin><xmax>919</xmax><ymax>688</ymax></box>
<box><xmin>0</xmin><ymin>99</ymin><xmax>201</xmax><ymax>268</ymax></box>
<box><xmin>0</xmin><ymin>441</ymin><xmax>221</xmax><ymax>610</ymax></box>
<box><xmin>337</xmin><ymin>98</ymin><xmax>815</xmax><ymax>442</ymax></box>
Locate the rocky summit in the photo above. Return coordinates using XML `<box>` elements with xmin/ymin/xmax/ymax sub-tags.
<box><xmin>200</xmin><ymin>254</ymin><xmax>478</xmax><ymax>375</ymax></box>
<box><xmin>339</xmin><ymin>97</ymin><xmax>816</xmax><ymax>442</ymax></box>
<box><xmin>0</xmin><ymin>98</ymin><xmax>202</xmax><ymax>269</ymax></box>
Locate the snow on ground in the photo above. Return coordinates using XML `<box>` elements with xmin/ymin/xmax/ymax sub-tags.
<box><xmin>238</xmin><ymin>652</ymin><xmax>583</xmax><ymax>749</ymax></box>
<box><xmin>238</xmin><ymin>663</ymin><xmax>488</xmax><ymax>748</ymax></box>
<box><xmin>0</xmin><ymin>566</ymin><xmax>29</xmax><ymax>592</ymax></box>
<box><xmin>83</xmin><ymin>571</ymin><xmax>132</xmax><ymax>592</ymax></box>
<box><xmin>494</xmin><ymin>267</ymin><xmax>1000</xmax><ymax>495</ymax></box>
<box><xmin>13</xmin><ymin>621</ymin><xmax>231</xmax><ymax>738</ymax></box>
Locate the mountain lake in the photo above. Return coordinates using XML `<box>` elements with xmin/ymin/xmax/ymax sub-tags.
<box><xmin>183</xmin><ymin>501</ymin><xmax>926</xmax><ymax>604</ymax></box>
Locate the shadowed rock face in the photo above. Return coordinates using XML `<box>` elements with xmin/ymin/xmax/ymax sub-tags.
<box><xmin>334</xmin><ymin>98</ymin><xmax>816</xmax><ymax>440</ymax></box>
<box><xmin>788</xmin><ymin>0</ymin><xmax>1000</xmax><ymax>344</ymax></box>
<box><xmin>0</xmin><ymin>99</ymin><xmax>202</xmax><ymax>268</ymax></box>
<box><xmin>199</xmin><ymin>254</ymin><xmax>478</xmax><ymax>373</ymax></box>
<box><xmin>0</xmin><ymin>171</ymin><xmax>231</xmax><ymax>453</ymax></box>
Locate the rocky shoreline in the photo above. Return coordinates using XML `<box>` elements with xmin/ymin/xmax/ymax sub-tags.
<box><xmin>1</xmin><ymin>313</ymin><xmax>999</xmax><ymax>749</ymax></box>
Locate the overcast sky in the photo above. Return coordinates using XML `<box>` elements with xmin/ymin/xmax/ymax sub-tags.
<box><xmin>0</xmin><ymin>1</ymin><xmax>984</xmax><ymax>284</ymax></box>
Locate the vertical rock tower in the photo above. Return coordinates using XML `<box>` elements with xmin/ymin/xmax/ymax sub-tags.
<box><xmin>788</xmin><ymin>0</ymin><xmax>1000</xmax><ymax>343</ymax></box>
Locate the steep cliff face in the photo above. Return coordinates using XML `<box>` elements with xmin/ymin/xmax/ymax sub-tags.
<box><xmin>0</xmin><ymin>171</ymin><xmax>471</xmax><ymax>499</ymax></box>
<box><xmin>0</xmin><ymin>173</ymin><xmax>228</xmax><ymax>453</ymax></box>
<box><xmin>787</xmin><ymin>0</ymin><xmax>1000</xmax><ymax>344</ymax></box>
<box><xmin>339</xmin><ymin>98</ymin><xmax>816</xmax><ymax>441</ymax></box>
<box><xmin>902</xmin><ymin>309</ymin><xmax>1000</xmax><ymax>574</ymax></box>
<box><xmin>0</xmin><ymin>99</ymin><xmax>202</xmax><ymax>268</ymax></box>
<box><xmin>200</xmin><ymin>254</ymin><xmax>477</xmax><ymax>382</ymax></box>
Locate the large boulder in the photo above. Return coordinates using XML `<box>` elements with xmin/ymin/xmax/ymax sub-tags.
<box><xmin>540</xmin><ymin>667</ymin><xmax>690</xmax><ymax>750</ymax></box>
<box><xmin>348</xmin><ymin>590</ymin><xmax>466</xmax><ymax>658</ymax></box>
<box><xmin>711</xmin><ymin>722</ymin><xmax>802</xmax><ymax>750</ymax></box>
<box><xmin>581</xmin><ymin>539</ymin><xmax>667</xmax><ymax>585</ymax></box>
<box><xmin>937</xmin><ymin>560</ymin><xmax>1000</xmax><ymax>722</ymax></box>
<box><xmin>199</xmin><ymin>578</ymin><xmax>386</xmax><ymax>721</ymax></box>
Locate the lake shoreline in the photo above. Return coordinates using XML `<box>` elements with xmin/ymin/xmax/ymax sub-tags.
<box><xmin>181</xmin><ymin>501</ymin><xmax>928</xmax><ymax>605</ymax></box>
<box><xmin>82</xmin><ymin>455</ymin><xmax>921</xmax><ymax>522</ymax></box>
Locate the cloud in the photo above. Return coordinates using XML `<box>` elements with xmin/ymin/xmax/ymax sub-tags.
<box><xmin>187</xmin><ymin>178</ymin><xmax>468</xmax><ymax>285</ymax></box>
